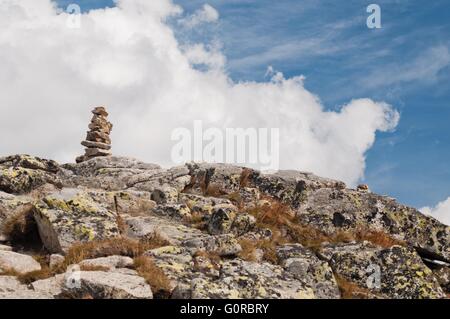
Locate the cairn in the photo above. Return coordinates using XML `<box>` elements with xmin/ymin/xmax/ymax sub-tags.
<box><xmin>76</xmin><ymin>106</ymin><xmax>113</xmax><ymax>163</ymax></box>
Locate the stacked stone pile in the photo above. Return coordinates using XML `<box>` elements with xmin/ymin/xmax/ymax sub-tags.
<box><xmin>76</xmin><ymin>107</ymin><xmax>113</xmax><ymax>163</ymax></box>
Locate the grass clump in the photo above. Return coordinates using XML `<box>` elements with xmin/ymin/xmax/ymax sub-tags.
<box><xmin>239</xmin><ymin>168</ymin><xmax>252</xmax><ymax>188</ymax></box>
<box><xmin>0</xmin><ymin>204</ymin><xmax>42</xmax><ymax>249</ymax></box>
<box><xmin>204</xmin><ymin>183</ymin><xmax>226</xmax><ymax>197</ymax></box>
<box><xmin>63</xmin><ymin>234</ymin><xmax>169</xmax><ymax>267</ymax></box>
<box><xmin>238</xmin><ymin>238</ymin><xmax>279</xmax><ymax>264</ymax></box>
<box><xmin>185</xmin><ymin>211</ymin><xmax>208</xmax><ymax>230</ymax></box>
<box><xmin>335</xmin><ymin>274</ymin><xmax>377</xmax><ymax>299</ymax></box>
<box><xmin>78</xmin><ymin>264</ymin><xmax>110</xmax><ymax>272</ymax></box>
<box><xmin>245</xmin><ymin>197</ymin><xmax>403</xmax><ymax>252</ymax></box>
<box><xmin>133</xmin><ymin>256</ymin><xmax>171</xmax><ymax>299</ymax></box>
<box><xmin>193</xmin><ymin>250</ymin><xmax>222</xmax><ymax>270</ymax></box>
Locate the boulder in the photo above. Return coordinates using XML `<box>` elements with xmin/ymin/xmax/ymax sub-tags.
<box><xmin>33</xmin><ymin>188</ymin><xmax>121</xmax><ymax>253</ymax></box>
<box><xmin>297</xmin><ymin>188</ymin><xmax>450</xmax><ymax>262</ymax></box>
<box><xmin>124</xmin><ymin>215</ymin><xmax>207</xmax><ymax>245</ymax></box>
<box><xmin>180</xmin><ymin>193</ymin><xmax>233</xmax><ymax>217</ymax></box>
<box><xmin>31</xmin><ymin>274</ymin><xmax>65</xmax><ymax>298</ymax></box>
<box><xmin>253</xmin><ymin>170</ymin><xmax>346</xmax><ymax>207</ymax></box>
<box><xmin>430</xmin><ymin>265</ymin><xmax>450</xmax><ymax>293</ymax></box>
<box><xmin>126</xmin><ymin>166</ymin><xmax>191</xmax><ymax>193</ymax></box>
<box><xmin>0</xmin><ymin>155</ymin><xmax>59</xmax><ymax>173</ymax></box>
<box><xmin>151</xmin><ymin>186</ymin><xmax>179</xmax><ymax>204</ymax></box>
<box><xmin>318</xmin><ymin>242</ymin><xmax>446</xmax><ymax>299</ymax></box>
<box><xmin>0</xmin><ymin>276</ymin><xmax>52</xmax><ymax>299</ymax></box>
<box><xmin>182</xmin><ymin>234</ymin><xmax>242</xmax><ymax>257</ymax></box>
<box><xmin>153</xmin><ymin>247</ymin><xmax>315</xmax><ymax>299</ymax></box>
<box><xmin>153</xmin><ymin>203</ymin><xmax>191</xmax><ymax>220</ymax></box>
<box><xmin>0</xmin><ymin>167</ymin><xmax>61</xmax><ymax>195</ymax></box>
<box><xmin>186</xmin><ymin>163</ymin><xmax>244</xmax><ymax>195</ymax></box>
<box><xmin>231</xmin><ymin>213</ymin><xmax>256</xmax><ymax>236</ymax></box>
<box><xmin>62</xmin><ymin>156</ymin><xmax>161</xmax><ymax>191</ymax></box>
<box><xmin>207</xmin><ymin>204</ymin><xmax>237</xmax><ymax>235</ymax></box>
<box><xmin>0</xmin><ymin>250</ymin><xmax>41</xmax><ymax>273</ymax></box>
<box><xmin>0</xmin><ymin>155</ymin><xmax>61</xmax><ymax>194</ymax></box>
<box><xmin>62</xmin><ymin>271</ymin><xmax>153</xmax><ymax>299</ymax></box>
<box><xmin>276</xmin><ymin>244</ymin><xmax>340</xmax><ymax>299</ymax></box>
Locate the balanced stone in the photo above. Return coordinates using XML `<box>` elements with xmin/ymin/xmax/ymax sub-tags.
<box><xmin>86</xmin><ymin>131</ymin><xmax>111</xmax><ymax>144</ymax></box>
<box><xmin>76</xmin><ymin>106</ymin><xmax>113</xmax><ymax>163</ymax></box>
<box><xmin>85</xmin><ymin>148</ymin><xmax>112</xmax><ymax>157</ymax></box>
<box><xmin>81</xmin><ymin>140</ymin><xmax>111</xmax><ymax>150</ymax></box>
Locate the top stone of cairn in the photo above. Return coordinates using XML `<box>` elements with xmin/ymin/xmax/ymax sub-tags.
<box><xmin>92</xmin><ymin>106</ymin><xmax>109</xmax><ymax>117</ymax></box>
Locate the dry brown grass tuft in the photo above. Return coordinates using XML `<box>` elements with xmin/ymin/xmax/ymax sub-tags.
<box><xmin>240</xmin><ymin>168</ymin><xmax>252</xmax><ymax>188</ymax></box>
<box><xmin>116</xmin><ymin>213</ymin><xmax>127</xmax><ymax>234</ymax></box>
<box><xmin>335</xmin><ymin>274</ymin><xmax>375</xmax><ymax>299</ymax></box>
<box><xmin>0</xmin><ymin>267</ymin><xmax>21</xmax><ymax>277</ymax></box>
<box><xmin>186</xmin><ymin>211</ymin><xmax>207</xmax><ymax>230</ymax></box>
<box><xmin>245</xmin><ymin>199</ymin><xmax>302</xmax><ymax>244</ymax></box>
<box><xmin>352</xmin><ymin>228</ymin><xmax>405</xmax><ymax>248</ymax></box>
<box><xmin>245</xmin><ymin>198</ymin><xmax>402</xmax><ymax>252</ymax></box>
<box><xmin>238</xmin><ymin>238</ymin><xmax>280</xmax><ymax>264</ymax></box>
<box><xmin>183</xmin><ymin>173</ymin><xmax>227</xmax><ymax>197</ymax></box>
<box><xmin>63</xmin><ymin>235</ymin><xmax>169</xmax><ymax>268</ymax></box>
<box><xmin>257</xmin><ymin>239</ymin><xmax>279</xmax><ymax>264</ymax></box>
<box><xmin>182</xmin><ymin>174</ymin><xmax>207</xmax><ymax>195</ymax></box>
<box><xmin>133</xmin><ymin>256</ymin><xmax>171</xmax><ymax>299</ymax></box>
<box><xmin>17</xmin><ymin>267</ymin><xmax>54</xmax><ymax>285</ymax></box>
<box><xmin>204</xmin><ymin>183</ymin><xmax>227</xmax><ymax>197</ymax></box>
<box><xmin>78</xmin><ymin>264</ymin><xmax>110</xmax><ymax>272</ymax></box>
<box><xmin>1</xmin><ymin>204</ymin><xmax>42</xmax><ymax>247</ymax></box>
<box><xmin>227</xmin><ymin>192</ymin><xmax>244</xmax><ymax>210</ymax></box>
<box><xmin>237</xmin><ymin>239</ymin><xmax>258</xmax><ymax>262</ymax></box>
<box><xmin>193</xmin><ymin>250</ymin><xmax>222</xmax><ymax>270</ymax></box>
<box><xmin>0</xmin><ymin>265</ymin><xmax>54</xmax><ymax>285</ymax></box>
<box><xmin>122</xmin><ymin>199</ymin><xmax>156</xmax><ymax>217</ymax></box>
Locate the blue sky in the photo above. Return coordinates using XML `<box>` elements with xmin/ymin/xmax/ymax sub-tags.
<box><xmin>55</xmin><ymin>0</ymin><xmax>450</xmax><ymax>209</ymax></box>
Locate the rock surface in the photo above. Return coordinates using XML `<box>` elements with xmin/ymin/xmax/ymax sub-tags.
<box><xmin>0</xmin><ymin>250</ymin><xmax>42</xmax><ymax>273</ymax></box>
<box><xmin>33</xmin><ymin>188</ymin><xmax>120</xmax><ymax>253</ymax></box>
<box><xmin>319</xmin><ymin>242</ymin><xmax>445</xmax><ymax>298</ymax></box>
<box><xmin>62</xmin><ymin>271</ymin><xmax>153</xmax><ymax>299</ymax></box>
<box><xmin>0</xmin><ymin>154</ymin><xmax>448</xmax><ymax>299</ymax></box>
<box><xmin>152</xmin><ymin>247</ymin><xmax>315</xmax><ymax>299</ymax></box>
<box><xmin>0</xmin><ymin>276</ymin><xmax>52</xmax><ymax>299</ymax></box>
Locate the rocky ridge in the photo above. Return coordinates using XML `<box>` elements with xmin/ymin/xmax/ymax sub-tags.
<box><xmin>0</xmin><ymin>154</ymin><xmax>448</xmax><ymax>299</ymax></box>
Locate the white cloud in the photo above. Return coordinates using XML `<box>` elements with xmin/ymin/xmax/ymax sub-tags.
<box><xmin>183</xmin><ymin>42</ymin><xmax>226</xmax><ymax>69</ymax></box>
<box><xmin>362</xmin><ymin>45</ymin><xmax>450</xmax><ymax>89</ymax></box>
<box><xmin>0</xmin><ymin>0</ymin><xmax>399</xmax><ymax>186</ymax></box>
<box><xmin>421</xmin><ymin>197</ymin><xmax>450</xmax><ymax>226</ymax></box>
<box><xmin>179</xmin><ymin>4</ymin><xmax>219</xmax><ymax>28</ymax></box>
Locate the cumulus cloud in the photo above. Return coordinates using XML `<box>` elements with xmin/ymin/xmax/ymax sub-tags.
<box><xmin>421</xmin><ymin>198</ymin><xmax>450</xmax><ymax>226</ymax></box>
<box><xmin>179</xmin><ymin>4</ymin><xmax>219</xmax><ymax>28</ymax></box>
<box><xmin>0</xmin><ymin>0</ymin><xmax>399</xmax><ymax>186</ymax></box>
